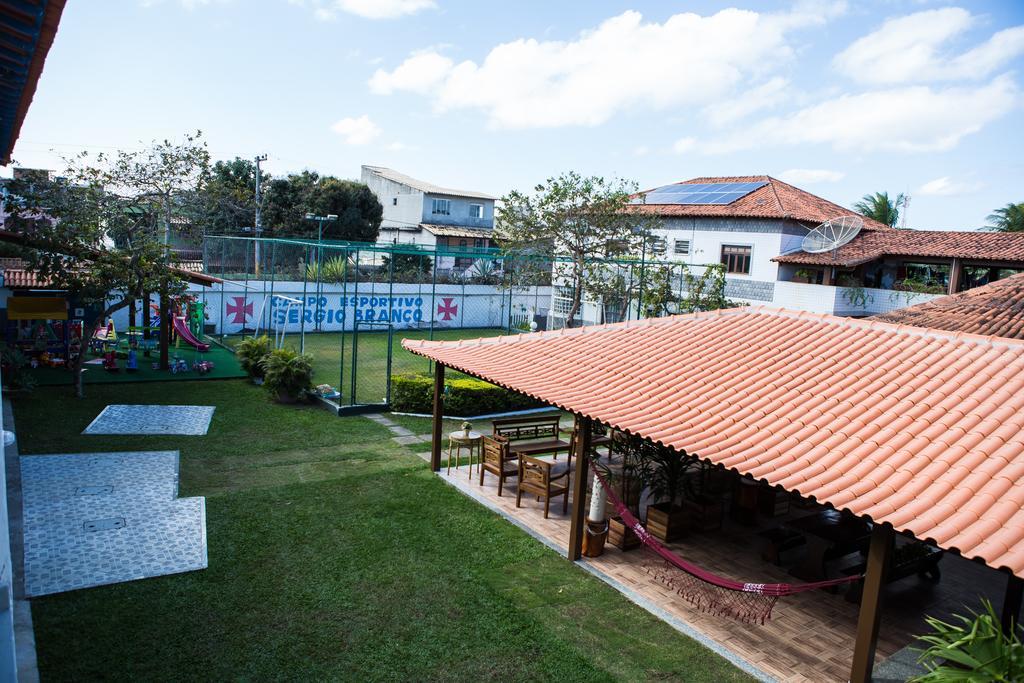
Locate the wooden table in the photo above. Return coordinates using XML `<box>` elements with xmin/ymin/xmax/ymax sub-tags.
<box><xmin>786</xmin><ymin>509</ymin><xmax>871</xmax><ymax>582</ymax></box>
<box><xmin>448</xmin><ymin>430</ymin><xmax>483</xmax><ymax>478</ymax></box>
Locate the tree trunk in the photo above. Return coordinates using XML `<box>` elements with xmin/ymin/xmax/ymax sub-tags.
<box><xmin>142</xmin><ymin>291</ymin><xmax>151</xmax><ymax>340</ymax></box>
<box><xmin>565</xmin><ymin>281</ymin><xmax>583</xmax><ymax>328</ymax></box>
<box><xmin>159</xmin><ymin>283</ymin><xmax>170</xmax><ymax>371</ymax></box>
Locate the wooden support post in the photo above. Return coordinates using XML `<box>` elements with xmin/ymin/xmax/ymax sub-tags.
<box><xmin>948</xmin><ymin>258</ymin><xmax>962</xmax><ymax>295</ymax></box>
<box><xmin>850</xmin><ymin>523</ymin><xmax>894</xmax><ymax>683</ymax></box>
<box><xmin>430</xmin><ymin>363</ymin><xmax>445</xmax><ymax>472</ymax></box>
<box><xmin>1002</xmin><ymin>574</ymin><xmax>1024</xmax><ymax>636</ymax></box>
<box><xmin>567</xmin><ymin>415</ymin><xmax>592</xmax><ymax>561</ymax></box>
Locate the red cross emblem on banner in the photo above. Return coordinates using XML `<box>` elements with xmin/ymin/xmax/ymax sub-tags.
<box><xmin>226</xmin><ymin>297</ymin><xmax>253</xmax><ymax>324</ymax></box>
<box><xmin>437</xmin><ymin>297</ymin><xmax>458</xmax><ymax>321</ymax></box>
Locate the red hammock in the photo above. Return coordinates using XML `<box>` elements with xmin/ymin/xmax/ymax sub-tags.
<box><xmin>590</xmin><ymin>466</ymin><xmax>863</xmax><ymax>624</ymax></box>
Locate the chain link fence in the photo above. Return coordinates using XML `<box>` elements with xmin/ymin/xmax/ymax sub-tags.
<box><xmin>198</xmin><ymin>236</ymin><xmax>712</xmax><ymax>412</ymax></box>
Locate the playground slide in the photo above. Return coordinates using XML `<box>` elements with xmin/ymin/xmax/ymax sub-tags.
<box><xmin>172</xmin><ymin>316</ymin><xmax>210</xmax><ymax>352</ymax></box>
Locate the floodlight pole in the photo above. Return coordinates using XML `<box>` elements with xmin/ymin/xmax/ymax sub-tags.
<box><xmin>254</xmin><ymin>154</ymin><xmax>267</xmax><ymax>276</ymax></box>
<box><xmin>305</xmin><ymin>213</ymin><xmax>338</xmax><ymax>332</ymax></box>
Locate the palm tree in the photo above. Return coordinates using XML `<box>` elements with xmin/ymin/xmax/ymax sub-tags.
<box><xmin>853</xmin><ymin>191</ymin><xmax>906</xmax><ymax>228</ymax></box>
<box><xmin>986</xmin><ymin>202</ymin><xmax>1024</xmax><ymax>232</ymax></box>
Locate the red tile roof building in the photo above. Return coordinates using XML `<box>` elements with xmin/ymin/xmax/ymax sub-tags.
<box><xmin>406</xmin><ymin>308</ymin><xmax>1024</xmax><ymax>578</ymax></box>
<box><xmin>632</xmin><ymin>176</ymin><xmax>892</xmax><ymax>231</ymax></box>
<box><xmin>870</xmin><ymin>272</ymin><xmax>1024</xmax><ymax>339</ymax></box>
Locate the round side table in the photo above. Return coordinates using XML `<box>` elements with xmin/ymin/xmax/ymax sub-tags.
<box><xmin>448</xmin><ymin>430</ymin><xmax>483</xmax><ymax>477</ymax></box>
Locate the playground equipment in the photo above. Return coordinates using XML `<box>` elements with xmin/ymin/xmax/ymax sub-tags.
<box><xmin>253</xmin><ymin>294</ymin><xmax>301</xmax><ymax>350</ymax></box>
<box><xmin>172</xmin><ymin>315</ymin><xmax>210</xmax><ymax>351</ymax></box>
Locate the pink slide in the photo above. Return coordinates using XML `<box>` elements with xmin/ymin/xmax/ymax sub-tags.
<box><xmin>172</xmin><ymin>316</ymin><xmax>210</xmax><ymax>351</ymax></box>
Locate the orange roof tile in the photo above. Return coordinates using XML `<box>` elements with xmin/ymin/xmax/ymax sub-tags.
<box><xmin>631</xmin><ymin>176</ymin><xmax>892</xmax><ymax>231</ymax></box>
<box><xmin>870</xmin><ymin>273</ymin><xmax>1024</xmax><ymax>339</ymax></box>
<box><xmin>774</xmin><ymin>230</ymin><xmax>1024</xmax><ymax>267</ymax></box>
<box><xmin>404</xmin><ymin>308</ymin><xmax>1024</xmax><ymax>577</ymax></box>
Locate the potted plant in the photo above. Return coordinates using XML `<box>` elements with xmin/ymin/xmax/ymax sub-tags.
<box><xmin>260</xmin><ymin>348</ymin><xmax>314</xmax><ymax>403</ymax></box>
<box><xmin>793</xmin><ymin>268</ymin><xmax>817</xmax><ymax>284</ymax></box>
<box><xmin>236</xmin><ymin>336</ymin><xmax>272</xmax><ymax>384</ymax></box>
<box><xmin>461</xmin><ymin>420</ymin><xmax>472</xmax><ymax>437</ymax></box>
<box><xmin>636</xmin><ymin>440</ymin><xmax>697</xmax><ymax>542</ymax></box>
<box><xmin>606</xmin><ymin>434</ymin><xmax>644</xmax><ymax>550</ymax></box>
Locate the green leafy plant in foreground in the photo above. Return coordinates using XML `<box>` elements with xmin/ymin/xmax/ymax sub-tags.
<box><xmin>910</xmin><ymin>600</ymin><xmax>1024</xmax><ymax>682</ymax></box>
<box><xmin>234</xmin><ymin>336</ymin><xmax>272</xmax><ymax>379</ymax></box>
<box><xmin>260</xmin><ymin>348</ymin><xmax>313</xmax><ymax>402</ymax></box>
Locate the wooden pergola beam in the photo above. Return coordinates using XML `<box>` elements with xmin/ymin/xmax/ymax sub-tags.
<box><xmin>567</xmin><ymin>415</ymin><xmax>592</xmax><ymax>561</ymax></box>
<box><xmin>430</xmin><ymin>363</ymin><xmax>445</xmax><ymax>472</ymax></box>
<box><xmin>850</xmin><ymin>523</ymin><xmax>894</xmax><ymax>683</ymax></box>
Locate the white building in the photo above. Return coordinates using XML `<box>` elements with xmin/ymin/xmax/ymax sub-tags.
<box><xmin>553</xmin><ymin>176</ymin><xmax>1024</xmax><ymax>326</ymax></box>
<box><xmin>361</xmin><ymin>165</ymin><xmax>498</xmax><ymax>273</ymax></box>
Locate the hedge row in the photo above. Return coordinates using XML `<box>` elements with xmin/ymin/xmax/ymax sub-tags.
<box><xmin>390</xmin><ymin>373</ymin><xmax>544</xmax><ymax>416</ymax></box>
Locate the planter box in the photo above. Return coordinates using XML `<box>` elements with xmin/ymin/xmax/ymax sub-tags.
<box><xmin>608</xmin><ymin>516</ymin><xmax>641</xmax><ymax>551</ymax></box>
<box><xmin>646</xmin><ymin>503</ymin><xmax>686</xmax><ymax>542</ymax></box>
<box><xmin>683</xmin><ymin>496</ymin><xmax>724</xmax><ymax>532</ymax></box>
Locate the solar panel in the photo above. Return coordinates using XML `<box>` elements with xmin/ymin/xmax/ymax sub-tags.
<box><xmin>639</xmin><ymin>180</ymin><xmax>768</xmax><ymax>205</ymax></box>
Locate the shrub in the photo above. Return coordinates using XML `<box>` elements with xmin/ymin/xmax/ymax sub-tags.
<box><xmin>390</xmin><ymin>373</ymin><xmax>544</xmax><ymax>416</ymax></box>
<box><xmin>911</xmin><ymin>599</ymin><xmax>1024</xmax><ymax>682</ymax></box>
<box><xmin>0</xmin><ymin>347</ymin><xmax>36</xmax><ymax>393</ymax></box>
<box><xmin>260</xmin><ymin>348</ymin><xmax>314</xmax><ymax>402</ymax></box>
<box><xmin>305</xmin><ymin>255</ymin><xmax>348</xmax><ymax>283</ymax></box>
<box><xmin>236</xmin><ymin>336</ymin><xmax>272</xmax><ymax>379</ymax></box>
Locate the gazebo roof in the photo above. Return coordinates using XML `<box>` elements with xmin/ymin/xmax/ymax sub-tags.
<box><xmin>405</xmin><ymin>307</ymin><xmax>1024</xmax><ymax>578</ymax></box>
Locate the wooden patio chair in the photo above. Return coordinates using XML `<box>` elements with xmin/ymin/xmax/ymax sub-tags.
<box><xmin>516</xmin><ymin>454</ymin><xmax>570</xmax><ymax>518</ymax></box>
<box><xmin>479</xmin><ymin>435</ymin><xmax>517</xmax><ymax>497</ymax></box>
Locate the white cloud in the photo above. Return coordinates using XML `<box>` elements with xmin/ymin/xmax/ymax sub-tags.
<box><xmin>703</xmin><ymin>75</ymin><xmax>1019</xmax><ymax>153</ymax></box>
<box><xmin>702</xmin><ymin>77</ymin><xmax>791</xmax><ymax>127</ymax></box>
<box><xmin>834</xmin><ymin>8</ymin><xmax>1024</xmax><ymax>84</ymax></box>
<box><xmin>918</xmin><ymin>176</ymin><xmax>983</xmax><ymax>196</ymax></box>
<box><xmin>386</xmin><ymin>141</ymin><xmax>415</xmax><ymax>151</ymax></box>
<box><xmin>672</xmin><ymin>137</ymin><xmax>697</xmax><ymax>154</ymax></box>
<box><xmin>330</xmin><ymin>115</ymin><xmax>381</xmax><ymax>145</ymax></box>
<box><xmin>292</xmin><ymin>0</ymin><xmax>435</xmax><ymax>21</ymax></box>
<box><xmin>778</xmin><ymin>169</ymin><xmax>845</xmax><ymax>184</ymax></box>
<box><xmin>369</xmin><ymin>4</ymin><xmax>845</xmax><ymax>129</ymax></box>
<box><xmin>633</xmin><ymin>145</ymin><xmax>650</xmax><ymax>157</ymax></box>
<box><xmin>369</xmin><ymin>52</ymin><xmax>454</xmax><ymax>95</ymax></box>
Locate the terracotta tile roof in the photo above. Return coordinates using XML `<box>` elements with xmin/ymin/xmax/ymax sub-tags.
<box><xmin>420</xmin><ymin>224</ymin><xmax>494</xmax><ymax>239</ymax></box>
<box><xmin>631</xmin><ymin>176</ymin><xmax>892</xmax><ymax>231</ymax></box>
<box><xmin>774</xmin><ymin>230</ymin><xmax>1024</xmax><ymax>267</ymax></box>
<box><xmin>870</xmin><ymin>273</ymin><xmax>1024</xmax><ymax>339</ymax></box>
<box><xmin>1</xmin><ymin>268</ymin><xmax>49</xmax><ymax>288</ymax></box>
<box><xmin>405</xmin><ymin>308</ymin><xmax>1024</xmax><ymax>578</ymax></box>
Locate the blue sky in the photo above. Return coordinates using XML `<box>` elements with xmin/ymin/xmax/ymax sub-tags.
<box><xmin>9</xmin><ymin>0</ymin><xmax>1024</xmax><ymax>229</ymax></box>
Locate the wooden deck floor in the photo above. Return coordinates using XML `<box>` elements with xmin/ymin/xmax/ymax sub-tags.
<box><xmin>437</xmin><ymin>458</ymin><xmax>1006</xmax><ymax>683</ymax></box>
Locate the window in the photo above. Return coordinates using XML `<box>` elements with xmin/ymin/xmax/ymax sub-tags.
<box><xmin>392</xmin><ymin>197</ymin><xmax>398</xmax><ymax>206</ymax></box>
<box><xmin>474</xmin><ymin>238</ymin><xmax>483</xmax><ymax>248</ymax></box>
<box><xmin>650</xmin><ymin>237</ymin><xmax>667</xmax><ymax>256</ymax></box>
<box><xmin>431</xmin><ymin>198</ymin><xmax>451</xmax><ymax>215</ymax></box>
<box><xmin>721</xmin><ymin>244</ymin><xmax>752</xmax><ymax>274</ymax></box>
<box><xmin>552</xmin><ymin>285</ymin><xmax>576</xmax><ymax>316</ymax></box>
<box><xmin>673</xmin><ymin>239</ymin><xmax>690</xmax><ymax>256</ymax></box>
<box><xmin>469</xmin><ymin>203</ymin><xmax>484</xmax><ymax>219</ymax></box>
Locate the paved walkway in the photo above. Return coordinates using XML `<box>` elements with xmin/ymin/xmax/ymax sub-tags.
<box><xmin>363</xmin><ymin>414</ymin><xmax>432</xmax><ymax>447</ymax></box>
<box><xmin>83</xmin><ymin>405</ymin><xmax>215</xmax><ymax>436</ymax></box>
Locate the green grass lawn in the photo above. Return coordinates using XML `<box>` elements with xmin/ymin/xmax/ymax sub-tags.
<box><xmin>12</xmin><ymin>381</ymin><xmax>752</xmax><ymax>682</ymax></box>
<box><xmin>225</xmin><ymin>327</ymin><xmax>507</xmax><ymax>404</ymax></box>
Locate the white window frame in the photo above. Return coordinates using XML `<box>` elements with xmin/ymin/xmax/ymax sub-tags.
<box><xmin>469</xmin><ymin>203</ymin><xmax>484</xmax><ymax>219</ymax></box>
<box><xmin>431</xmin><ymin>198</ymin><xmax>451</xmax><ymax>216</ymax></box>
<box><xmin>673</xmin><ymin>239</ymin><xmax>691</xmax><ymax>256</ymax></box>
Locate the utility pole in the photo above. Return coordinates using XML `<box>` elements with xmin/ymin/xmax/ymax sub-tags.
<box><xmin>254</xmin><ymin>154</ymin><xmax>267</xmax><ymax>275</ymax></box>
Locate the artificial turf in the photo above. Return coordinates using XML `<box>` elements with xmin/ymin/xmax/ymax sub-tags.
<box><xmin>28</xmin><ymin>342</ymin><xmax>245</xmax><ymax>386</ymax></box>
<box><xmin>11</xmin><ymin>380</ymin><xmax>753</xmax><ymax>682</ymax></box>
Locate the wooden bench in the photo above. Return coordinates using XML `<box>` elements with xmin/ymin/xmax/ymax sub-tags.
<box><xmin>492</xmin><ymin>414</ymin><xmax>572</xmax><ymax>462</ymax></box>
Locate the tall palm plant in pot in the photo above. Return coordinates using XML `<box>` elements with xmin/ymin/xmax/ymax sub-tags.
<box><xmin>636</xmin><ymin>439</ymin><xmax>698</xmax><ymax>541</ymax></box>
<box><xmin>260</xmin><ymin>348</ymin><xmax>314</xmax><ymax>403</ymax></box>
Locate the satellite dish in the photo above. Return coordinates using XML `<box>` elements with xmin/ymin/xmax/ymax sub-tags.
<box><xmin>801</xmin><ymin>215</ymin><xmax>863</xmax><ymax>254</ymax></box>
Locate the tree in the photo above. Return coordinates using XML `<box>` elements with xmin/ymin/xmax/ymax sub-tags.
<box><xmin>4</xmin><ymin>134</ymin><xmax>209</xmax><ymax>395</ymax></box>
<box><xmin>263</xmin><ymin>171</ymin><xmax>382</xmax><ymax>242</ymax></box>
<box><xmin>853</xmin><ymin>191</ymin><xmax>906</xmax><ymax>228</ymax></box>
<box><xmin>987</xmin><ymin>202</ymin><xmax>1024</xmax><ymax>232</ymax></box>
<box><xmin>202</xmin><ymin>157</ymin><xmax>262</xmax><ymax>234</ymax></box>
<box><xmin>498</xmin><ymin>172</ymin><xmax>656</xmax><ymax>327</ymax></box>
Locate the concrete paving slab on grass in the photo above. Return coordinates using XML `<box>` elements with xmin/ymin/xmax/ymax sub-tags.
<box><xmin>83</xmin><ymin>405</ymin><xmax>215</xmax><ymax>436</ymax></box>
<box><xmin>20</xmin><ymin>451</ymin><xmax>207</xmax><ymax>597</ymax></box>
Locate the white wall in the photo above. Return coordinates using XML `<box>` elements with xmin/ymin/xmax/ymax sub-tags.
<box><xmin>110</xmin><ymin>283</ymin><xmax>552</xmax><ymax>335</ymax></box>
<box><xmin>649</xmin><ymin>224</ymin><xmax>785</xmax><ymax>283</ymax></box>
<box><xmin>773</xmin><ymin>281</ymin><xmax>941</xmax><ymax>316</ymax></box>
